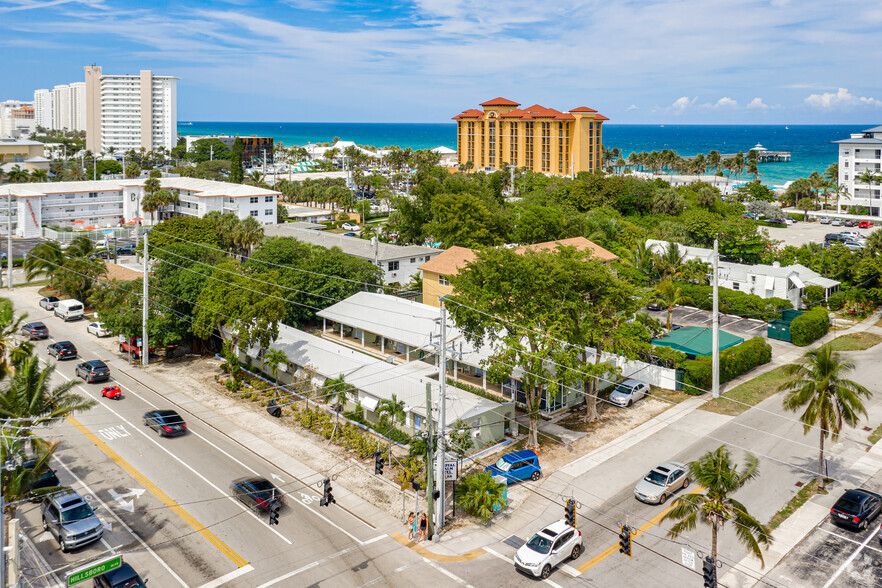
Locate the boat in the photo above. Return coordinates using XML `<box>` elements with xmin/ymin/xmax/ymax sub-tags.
<box><xmin>785</xmin><ymin>126</ymin><xmax>789</xmax><ymax>130</ymax></box>
<box><xmin>181</xmin><ymin>122</ymin><xmax>193</xmax><ymax>126</ymax></box>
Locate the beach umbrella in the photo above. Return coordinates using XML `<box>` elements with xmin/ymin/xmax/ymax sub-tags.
<box><xmin>73</xmin><ymin>219</ymin><xmax>85</xmax><ymax>224</ymax></box>
<box><xmin>84</xmin><ymin>226</ymin><xmax>97</xmax><ymax>231</ymax></box>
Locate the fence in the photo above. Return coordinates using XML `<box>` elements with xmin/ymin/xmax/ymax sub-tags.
<box><xmin>43</xmin><ymin>226</ymin><xmax>148</xmax><ymax>243</ymax></box>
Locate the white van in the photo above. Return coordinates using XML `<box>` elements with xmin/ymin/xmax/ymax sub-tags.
<box><xmin>54</xmin><ymin>299</ymin><xmax>84</xmax><ymax>322</ymax></box>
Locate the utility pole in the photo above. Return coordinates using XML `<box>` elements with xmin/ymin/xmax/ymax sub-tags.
<box><xmin>7</xmin><ymin>518</ymin><xmax>19</xmax><ymax>586</ymax></box>
<box><xmin>435</xmin><ymin>304</ymin><xmax>447</xmax><ymax>536</ymax></box>
<box><xmin>141</xmin><ymin>230</ymin><xmax>149</xmax><ymax>368</ymax></box>
<box><xmin>424</xmin><ymin>383</ymin><xmax>434</xmax><ymax>541</ymax></box>
<box><xmin>7</xmin><ymin>190</ymin><xmax>12</xmax><ymax>291</ymax></box>
<box><xmin>712</xmin><ymin>238</ymin><xmax>720</xmax><ymax>398</ymax></box>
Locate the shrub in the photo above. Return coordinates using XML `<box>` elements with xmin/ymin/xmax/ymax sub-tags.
<box><xmin>790</xmin><ymin>307</ymin><xmax>830</xmax><ymax>346</ymax></box>
<box><xmin>681</xmin><ymin>337</ymin><xmax>772</xmax><ymax>391</ymax></box>
<box><xmin>454</xmin><ymin>471</ymin><xmax>507</xmax><ymax>523</ymax></box>
<box><xmin>675</xmin><ymin>282</ymin><xmax>792</xmax><ymax>321</ymax></box>
<box><xmin>802</xmin><ymin>285</ymin><xmax>825</xmax><ymax>307</ymax></box>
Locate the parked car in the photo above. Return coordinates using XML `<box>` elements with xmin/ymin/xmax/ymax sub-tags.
<box><xmin>341</xmin><ymin>222</ymin><xmax>360</xmax><ymax>231</ymax></box>
<box><xmin>87</xmin><ymin>322</ymin><xmax>110</xmax><ymax>337</ymax></box>
<box><xmin>485</xmin><ymin>450</ymin><xmax>541</xmax><ymax>482</ymax></box>
<box><xmin>23</xmin><ymin>459</ymin><xmax>61</xmax><ymax>499</ymax></box>
<box><xmin>825</xmin><ymin>233</ymin><xmax>850</xmax><ymax>244</ymax></box>
<box><xmin>21</xmin><ymin>321</ymin><xmax>49</xmax><ymax>339</ymax></box>
<box><xmin>784</xmin><ymin>217</ymin><xmax>797</xmax><ymax>225</ymax></box>
<box><xmin>844</xmin><ymin>241</ymin><xmax>865</xmax><ymax>251</ymax></box>
<box><xmin>343</xmin><ymin>232</ymin><xmax>357</xmax><ymax>237</ymax></box>
<box><xmin>90</xmin><ymin>250</ymin><xmax>113</xmax><ymax>260</ymax></box>
<box><xmin>844</xmin><ymin>219</ymin><xmax>857</xmax><ymax>227</ymax></box>
<box><xmin>116</xmin><ymin>244</ymin><xmax>137</xmax><ymax>256</ymax></box>
<box><xmin>93</xmin><ymin>563</ymin><xmax>147</xmax><ymax>588</ymax></box>
<box><xmin>75</xmin><ymin>360</ymin><xmax>110</xmax><ymax>383</ymax></box>
<box><xmin>39</xmin><ymin>296</ymin><xmax>60</xmax><ymax>310</ymax></box>
<box><xmin>831</xmin><ymin>218</ymin><xmax>843</xmax><ymax>226</ymax></box>
<box><xmin>819</xmin><ymin>216</ymin><xmax>831</xmax><ymax>224</ymax></box>
<box><xmin>634</xmin><ymin>462</ymin><xmax>690</xmax><ymax>505</ymax></box>
<box><xmin>764</xmin><ymin>218</ymin><xmax>787</xmax><ymax>226</ymax></box>
<box><xmin>609</xmin><ymin>379</ymin><xmax>649</xmax><ymax>407</ymax></box>
<box><xmin>840</xmin><ymin>231</ymin><xmax>863</xmax><ymax>241</ymax></box>
<box><xmin>47</xmin><ymin>341</ymin><xmax>78</xmax><ymax>360</ymax></box>
<box><xmin>40</xmin><ymin>489</ymin><xmax>103</xmax><ymax>552</ymax></box>
<box><xmin>54</xmin><ymin>299</ymin><xmax>84</xmax><ymax>322</ymax></box>
<box><xmin>514</xmin><ymin>520</ymin><xmax>583</xmax><ymax>579</ymax></box>
<box><xmin>646</xmin><ymin>297</ymin><xmax>664</xmax><ymax>311</ymax></box>
<box><xmin>859</xmin><ymin>221</ymin><xmax>875</xmax><ymax>229</ymax></box>
<box><xmin>119</xmin><ymin>337</ymin><xmax>156</xmax><ymax>359</ymax></box>
<box><xmin>230</xmin><ymin>477</ymin><xmax>285</xmax><ymax>511</ymax></box>
<box><xmin>830</xmin><ymin>489</ymin><xmax>882</xmax><ymax>530</ymax></box>
<box><xmin>143</xmin><ymin>410</ymin><xmax>187</xmax><ymax>437</ymax></box>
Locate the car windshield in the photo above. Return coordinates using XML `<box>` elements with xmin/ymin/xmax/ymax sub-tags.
<box><xmin>525</xmin><ymin>533</ymin><xmax>552</xmax><ymax>554</ymax></box>
<box><xmin>644</xmin><ymin>470</ymin><xmax>668</xmax><ymax>486</ymax></box>
<box><xmin>614</xmin><ymin>384</ymin><xmax>634</xmax><ymax>396</ymax></box>
<box><xmin>250</xmin><ymin>480</ymin><xmax>279</xmax><ymax>501</ymax></box>
<box><xmin>61</xmin><ymin>503</ymin><xmax>94</xmax><ymax>523</ymax></box>
<box><xmin>494</xmin><ymin>458</ymin><xmax>512</xmax><ymax>472</ymax></box>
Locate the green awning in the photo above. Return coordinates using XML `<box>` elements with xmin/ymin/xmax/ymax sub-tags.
<box><xmin>651</xmin><ymin>326</ymin><xmax>744</xmax><ymax>357</ymax></box>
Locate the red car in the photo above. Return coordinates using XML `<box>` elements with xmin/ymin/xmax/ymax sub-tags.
<box><xmin>101</xmin><ymin>385</ymin><xmax>122</xmax><ymax>400</ymax></box>
<box><xmin>858</xmin><ymin>221</ymin><xmax>874</xmax><ymax>229</ymax></box>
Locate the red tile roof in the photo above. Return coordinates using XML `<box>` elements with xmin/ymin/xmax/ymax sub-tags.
<box><xmin>594</xmin><ymin>114</ymin><xmax>609</xmax><ymax>121</ymax></box>
<box><xmin>479</xmin><ymin>97</ymin><xmax>520</xmax><ymax>106</ymax></box>
<box><xmin>452</xmin><ymin>109</ymin><xmax>484</xmax><ymax>120</ymax></box>
<box><xmin>569</xmin><ymin>106</ymin><xmax>597</xmax><ymax>113</ymax></box>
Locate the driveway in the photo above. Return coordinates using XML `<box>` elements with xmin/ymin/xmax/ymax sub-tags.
<box><xmin>643</xmin><ymin>305</ymin><xmax>771</xmax><ymax>340</ymax></box>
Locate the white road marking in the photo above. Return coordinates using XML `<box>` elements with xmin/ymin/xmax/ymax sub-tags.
<box><xmin>255</xmin><ymin>544</ymin><xmax>362</xmax><ymax>587</ymax></box>
<box><xmin>20</xmin><ymin>528</ymin><xmax>63</xmax><ymax>587</ymax></box>
<box><xmin>822</xmin><ymin>522</ymin><xmax>879</xmax><ymax>588</ymax></box>
<box><xmin>196</xmin><ymin>564</ymin><xmax>254</xmax><ymax>588</ymax></box>
<box><xmin>392</xmin><ymin>562</ymin><xmax>420</xmax><ymax>573</ymax></box>
<box><xmin>747</xmin><ymin>323</ymin><xmax>768</xmax><ymax>331</ymax></box>
<box><xmin>108</xmin><ymin>487</ymin><xmax>146</xmax><ymax>513</ymax></box>
<box><xmin>52</xmin><ymin>456</ymin><xmax>189</xmax><ymax>588</ymax></box>
<box><xmin>560</xmin><ymin>563</ymin><xmax>580</xmax><ymax>577</ymax></box>
<box><xmin>422</xmin><ymin>558</ymin><xmax>474</xmax><ymax>587</ymax></box>
<box><xmin>484</xmin><ymin>546</ymin><xmax>510</xmax><ymax>562</ymax></box>
<box><xmin>816</xmin><ymin>526</ymin><xmax>882</xmax><ymax>554</ymax></box>
<box><xmin>485</xmin><ymin>546</ymin><xmax>569</xmax><ymax>585</ymax></box>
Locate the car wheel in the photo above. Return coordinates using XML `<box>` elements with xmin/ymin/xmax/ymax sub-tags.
<box><xmin>531</xmin><ymin>471</ymin><xmax>541</xmax><ymax>481</ymax></box>
<box><xmin>658</xmin><ymin>494</ymin><xmax>667</xmax><ymax>505</ymax></box>
<box><xmin>41</xmin><ymin>517</ymin><xmax>48</xmax><ymax>532</ymax></box>
<box><xmin>59</xmin><ymin>538</ymin><xmax>68</xmax><ymax>552</ymax></box>
<box><xmin>540</xmin><ymin>565</ymin><xmax>552</xmax><ymax>579</ymax></box>
<box><xmin>683</xmin><ymin>478</ymin><xmax>690</xmax><ymax>489</ymax></box>
<box><xmin>859</xmin><ymin>518</ymin><xmax>867</xmax><ymax>531</ymax></box>
<box><xmin>626</xmin><ymin>400</ymin><xmax>632</xmax><ymax>407</ymax></box>
<box><xmin>570</xmin><ymin>544</ymin><xmax>581</xmax><ymax>559</ymax></box>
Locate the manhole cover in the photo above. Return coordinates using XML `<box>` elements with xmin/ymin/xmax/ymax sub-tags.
<box><xmin>503</xmin><ymin>535</ymin><xmax>525</xmax><ymax>549</ymax></box>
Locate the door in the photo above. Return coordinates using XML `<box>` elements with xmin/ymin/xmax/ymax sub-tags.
<box><xmin>511</xmin><ymin>461</ymin><xmax>529</xmax><ymax>481</ymax></box>
<box><xmin>670</xmin><ymin>469</ymin><xmax>685</xmax><ymax>491</ymax></box>
<box><xmin>552</xmin><ymin>531</ymin><xmax>573</xmax><ymax>566</ymax></box>
<box><xmin>45</xmin><ymin>505</ymin><xmax>60</xmax><ymax>539</ymax></box>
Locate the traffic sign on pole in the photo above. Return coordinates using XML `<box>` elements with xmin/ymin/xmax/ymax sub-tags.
<box><xmin>67</xmin><ymin>556</ymin><xmax>122</xmax><ymax>586</ymax></box>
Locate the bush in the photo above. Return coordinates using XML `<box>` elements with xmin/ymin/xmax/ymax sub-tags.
<box><xmin>681</xmin><ymin>337</ymin><xmax>772</xmax><ymax>391</ymax></box>
<box><xmin>454</xmin><ymin>471</ymin><xmax>507</xmax><ymax>523</ymax></box>
<box><xmin>790</xmin><ymin>307</ymin><xmax>830</xmax><ymax>346</ymax></box>
<box><xmin>675</xmin><ymin>282</ymin><xmax>792</xmax><ymax>321</ymax></box>
<box><xmin>802</xmin><ymin>285</ymin><xmax>825</xmax><ymax>306</ymax></box>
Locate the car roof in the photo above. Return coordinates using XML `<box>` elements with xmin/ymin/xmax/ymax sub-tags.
<box><xmin>24</xmin><ymin>322</ymin><xmax>45</xmax><ymax>327</ymax></box>
<box><xmin>103</xmin><ymin>563</ymin><xmax>139</xmax><ymax>582</ymax></box>
<box><xmin>652</xmin><ymin>462</ymin><xmax>686</xmax><ymax>474</ymax></box>
<box><xmin>503</xmin><ymin>450</ymin><xmax>537</xmax><ymax>462</ymax></box>
<box><xmin>56</xmin><ymin>341</ymin><xmax>75</xmax><ymax>346</ymax></box>
<box><xmin>84</xmin><ymin>360</ymin><xmax>107</xmax><ymax>366</ymax></box>
<box><xmin>843</xmin><ymin>488</ymin><xmax>881</xmax><ymax>501</ymax></box>
<box><xmin>538</xmin><ymin>520</ymin><xmax>571</xmax><ymax>537</ymax></box>
<box><xmin>620</xmin><ymin>379</ymin><xmax>647</xmax><ymax>387</ymax></box>
<box><xmin>155</xmin><ymin>409</ymin><xmax>181</xmax><ymax>418</ymax></box>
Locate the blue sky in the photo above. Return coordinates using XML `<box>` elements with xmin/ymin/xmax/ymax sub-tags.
<box><xmin>1</xmin><ymin>0</ymin><xmax>881</xmax><ymax>124</ymax></box>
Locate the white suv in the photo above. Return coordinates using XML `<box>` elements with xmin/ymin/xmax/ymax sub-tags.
<box><xmin>514</xmin><ymin>520</ymin><xmax>583</xmax><ymax>579</ymax></box>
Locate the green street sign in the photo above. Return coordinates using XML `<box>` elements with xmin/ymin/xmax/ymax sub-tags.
<box><xmin>67</xmin><ymin>556</ymin><xmax>122</xmax><ymax>586</ymax></box>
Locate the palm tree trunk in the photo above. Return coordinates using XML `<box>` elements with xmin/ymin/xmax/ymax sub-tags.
<box><xmin>711</xmin><ymin>522</ymin><xmax>718</xmax><ymax>561</ymax></box>
<box><xmin>818</xmin><ymin>428</ymin><xmax>826</xmax><ymax>491</ymax></box>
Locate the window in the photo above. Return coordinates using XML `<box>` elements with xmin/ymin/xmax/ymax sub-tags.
<box><xmin>732</xmin><ymin>282</ymin><xmax>740</xmax><ymax>291</ymax></box>
<box><xmin>410</xmin><ymin>258</ymin><xmax>416</xmax><ymax>263</ymax></box>
<box><xmin>439</xmin><ymin>275</ymin><xmax>450</xmax><ymax>286</ymax></box>
<box><xmin>414</xmin><ymin>414</ymin><xmax>422</xmax><ymax>431</ymax></box>
<box><xmin>265</xmin><ymin>195</ymin><xmax>273</xmax><ymax>202</ymax></box>
<box><xmin>250</xmin><ymin>210</ymin><xmax>258</xmax><ymax>217</ymax></box>
<box><xmin>265</xmin><ymin>209</ymin><xmax>273</xmax><ymax>216</ymax></box>
<box><xmin>387</xmin><ymin>261</ymin><xmax>399</xmax><ymax>271</ymax></box>
<box><xmin>249</xmin><ymin>197</ymin><xmax>258</xmax><ymax>203</ymax></box>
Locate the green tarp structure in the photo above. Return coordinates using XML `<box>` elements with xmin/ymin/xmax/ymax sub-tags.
<box><xmin>651</xmin><ymin>326</ymin><xmax>744</xmax><ymax>357</ymax></box>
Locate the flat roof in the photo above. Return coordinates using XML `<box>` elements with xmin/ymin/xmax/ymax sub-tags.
<box><xmin>264</xmin><ymin>226</ymin><xmax>441</xmax><ymax>262</ymax></box>
<box><xmin>651</xmin><ymin>326</ymin><xmax>744</xmax><ymax>357</ymax></box>
<box><xmin>6</xmin><ymin>178</ymin><xmax>281</xmax><ymax>199</ymax></box>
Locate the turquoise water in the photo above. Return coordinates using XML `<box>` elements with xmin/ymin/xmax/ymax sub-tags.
<box><xmin>179</xmin><ymin>122</ymin><xmax>870</xmax><ymax>186</ymax></box>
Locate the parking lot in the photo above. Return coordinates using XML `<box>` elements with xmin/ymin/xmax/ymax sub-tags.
<box><xmin>644</xmin><ymin>305</ymin><xmax>771</xmax><ymax>340</ymax></box>
<box><xmin>765</xmin><ymin>220</ymin><xmax>880</xmax><ymax>248</ymax></box>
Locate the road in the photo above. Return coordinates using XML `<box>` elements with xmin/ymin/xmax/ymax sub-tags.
<box><xmin>9</xmin><ymin>291</ymin><xmax>465</xmax><ymax>588</ymax></box>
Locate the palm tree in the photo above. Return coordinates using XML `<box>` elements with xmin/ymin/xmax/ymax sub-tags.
<box><xmin>620</xmin><ymin>241</ymin><xmax>655</xmax><ymax>285</ymax></box>
<box><xmin>22</xmin><ymin>240</ymin><xmax>65</xmax><ymax>284</ymax></box>
<box><xmin>6</xmin><ymin>165</ymin><xmax>28</xmax><ymax>183</ymax></box>
<box><xmin>662</xmin><ymin>446</ymin><xmax>772</xmax><ymax>565</ymax></box>
<box><xmin>2</xmin><ymin>440</ymin><xmax>60</xmax><ymax>546</ymax></box>
<box><xmin>262</xmin><ymin>348</ymin><xmax>288</xmax><ymax>387</ymax></box>
<box><xmin>777</xmin><ymin>344</ymin><xmax>871</xmax><ymax>492</ymax></box>
<box><xmin>0</xmin><ymin>300</ymin><xmax>32</xmax><ymax>378</ymax></box>
<box><xmin>653</xmin><ymin>243</ymin><xmax>685</xmax><ymax>280</ymax></box>
<box><xmin>233</xmin><ymin>216</ymin><xmax>264</xmax><ymax>258</ymax></box>
<box><xmin>857</xmin><ymin>169</ymin><xmax>880</xmax><ymax>215</ymax></box>
<box><xmin>654</xmin><ymin>279</ymin><xmax>693</xmax><ymax>330</ymax></box>
<box><xmin>377</xmin><ymin>393</ymin><xmax>406</xmax><ymax>464</ymax></box>
<box><xmin>454</xmin><ymin>471</ymin><xmax>507</xmax><ymax>524</ymax></box>
<box><xmin>29</xmin><ymin>169</ymin><xmax>49</xmax><ymax>182</ymax></box>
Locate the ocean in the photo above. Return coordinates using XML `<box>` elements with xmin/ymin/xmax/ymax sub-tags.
<box><xmin>178</xmin><ymin>122</ymin><xmax>867</xmax><ymax>186</ymax></box>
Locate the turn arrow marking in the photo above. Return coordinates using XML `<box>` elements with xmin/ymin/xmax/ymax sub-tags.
<box><xmin>109</xmin><ymin>488</ymin><xmax>146</xmax><ymax>513</ymax></box>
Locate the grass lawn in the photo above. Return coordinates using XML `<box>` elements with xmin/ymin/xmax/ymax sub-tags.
<box><xmin>828</xmin><ymin>332</ymin><xmax>882</xmax><ymax>351</ymax></box>
<box><xmin>701</xmin><ymin>366</ymin><xmax>791</xmax><ymax>417</ymax></box>
<box><xmin>869</xmin><ymin>422</ymin><xmax>882</xmax><ymax>447</ymax></box>
<box><xmin>648</xmin><ymin>385</ymin><xmax>693</xmax><ymax>405</ymax></box>
<box><xmin>768</xmin><ymin>479</ymin><xmax>827</xmax><ymax>530</ymax></box>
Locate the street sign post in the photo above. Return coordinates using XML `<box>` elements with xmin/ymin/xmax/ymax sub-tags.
<box><xmin>66</xmin><ymin>555</ymin><xmax>122</xmax><ymax>586</ymax></box>
<box><xmin>433</xmin><ymin>453</ymin><xmax>459</xmax><ymax>481</ymax></box>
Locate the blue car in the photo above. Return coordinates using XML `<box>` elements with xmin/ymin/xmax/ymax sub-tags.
<box><xmin>485</xmin><ymin>450</ymin><xmax>541</xmax><ymax>483</ymax></box>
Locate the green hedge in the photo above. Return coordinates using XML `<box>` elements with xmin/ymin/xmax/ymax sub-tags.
<box><xmin>675</xmin><ymin>282</ymin><xmax>793</xmax><ymax>321</ymax></box>
<box><xmin>681</xmin><ymin>337</ymin><xmax>772</xmax><ymax>392</ymax></box>
<box><xmin>790</xmin><ymin>307</ymin><xmax>830</xmax><ymax>346</ymax></box>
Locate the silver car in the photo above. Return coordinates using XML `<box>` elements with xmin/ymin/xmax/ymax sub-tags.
<box><xmin>609</xmin><ymin>379</ymin><xmax>649</xmax><ymax>407</ymax></box>
<box><xmin>634</xmin><ymin>462</ymin><xmax>690</xmax><ymax>505</ymax></box>
<box><xmin>40</xmin><ymin>490</ymin><xmax>103</xmax><ymax>551</ymax></box>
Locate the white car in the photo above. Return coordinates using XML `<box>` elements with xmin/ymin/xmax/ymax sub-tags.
<box><xmin>840</xmin><ymin>231</ymin><xmax>863</xmax><ymax>242</ymax></box>
<box><xmin>609</xmin><ymin>379</ymin><xmax>650</xmax><ymax>407</ymax></box>
<box><xmin>514</xmin><ymin>520</ymin><xmax>583</xmax><ymax>579</ymax></box>
<box><xmin>86</xmin><ymin>321</ymin><xmax>110</xmax><ymax>337</ymax></box>
<box><xmin>341</xmin><ymin>222</ymin><xmax>360</xmax><ymax>231</ymax></box>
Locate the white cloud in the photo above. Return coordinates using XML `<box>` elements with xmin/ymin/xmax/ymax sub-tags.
<box><xmin>715</xmin><ymin>97</ymin><xmax>738</xmax><ymax>108</ymax></box>
<box><xmin>746</xmin><ymin>97</ymin><xmax>769</xmax><ymax>109</ymax></box>
<box><xmin>626</xmin><ymin>104</ymin><xmax>638</xmax><ymax>111</ymax></box>
<box><xmin>804</xmin><ymin>88</ymin><xmax>882</xmax><ymax>109</ymax></box>
<box><xmin>668</xmin><ymin>96</ymin><xmax>696</xmax><ymax>113</ymax></box>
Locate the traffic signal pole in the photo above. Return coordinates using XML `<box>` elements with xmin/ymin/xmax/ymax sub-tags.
<box><xmin>425</xmin><ymin>382</ymin><xmax>435</xmax><ymax>541</ymax></box>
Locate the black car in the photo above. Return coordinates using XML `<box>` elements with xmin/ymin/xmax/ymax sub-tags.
<box><xmin>47</xmin><ymin>341</ymin><xmax>78</xmax><ymax>360</ymax></box>
<box><xmin>825</xmin><ymin>233</ymin><xmax>850</xmax><ymax>244</ymax></box>
<box><xmin>21</xmin><ymin>322</ymin><xmax>49</xmax><ymax>339</ymax></box>
<box><xmin>646</xmin><ymin>297</ymin><xmax>664</xmax><ymax>311</ymax></box>
<box><xmin>764</xmin><ymin>218</ymin><xmax>787</xmax><ymax>226</ymax></box>
<box><xmin>143</xmin><ymin>410</ymin><xmax>187</xmax><ymax>437</ymax></box>
<box><xmin>90</xmin><ymin>250</ymin><xmax>113</xmax><ymax>260</ymax></box>
<box><xmin>75</xmin><ymin>360</ymin><xmax>110</xmax><ymax>383</ymax></box>
<box><xmin>830</xmin><ymin>489</ymin><xmax>882</xmax><ymax>530</ymax></box>
<box><xmin>116</xmin><ymin>244</ymin><xmax>137</xmax><ymax>256</ymax></box>
<box><xmin>23</xmin><ymin>459</ymin><xmax>61</xmax><ymax>499</ymax></box>
<box><xmin>93</xmin><ymin>563</ymin><xmax>147</xmax><ymax>588</ymax></box>
<box><xmin>230</xmin><ymin>477</ymin><xmax>285</xmax><ymax>512</ymax></box>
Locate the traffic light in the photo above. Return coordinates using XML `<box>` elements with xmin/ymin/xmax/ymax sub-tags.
<box><xmin>564</xmin><ymin>499</ymin><xmax>576</xmax><ymax>528</ymax></box>
<box><xmin>618</xmin><ymin>525</ymin><xmax>632</xmax><ymax>557</ymax></box>
<box><xmin>374</xmin><ymin>451</ymin><xmax>384</xmax><ymax>475</ymax></box>
<box><xmin>703</xmin><ymin>556</ymin><xmax>716</xmax><ymax>588</ymax></box>
<box><xmin>268</xmin><ymin>500</ymin><xmax>280</xmax><ymax>526</ymax></box>
<box><xmin>320</xmin><ymin>478</ymin><xmax>335</xmax><ymax>507</ymax></box>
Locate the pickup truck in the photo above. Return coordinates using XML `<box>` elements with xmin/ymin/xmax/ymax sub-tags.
<box><xmin>118</xmin><ymin>336</ymin><xmax>156</xmax><ymax>359</ymax></box>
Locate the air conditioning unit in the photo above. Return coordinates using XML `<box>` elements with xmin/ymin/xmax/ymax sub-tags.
<box><xmin>472</xmin><ymin>430</ymin><xmax>481</xmax><ymax>438</ymax></box>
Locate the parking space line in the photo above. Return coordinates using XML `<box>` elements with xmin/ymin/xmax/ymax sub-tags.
<box><xmin>822</xmin><ymin>523</ymin><xmax>879</xmax><ymax>587</ymax></box>
<box><xmin>816</xmin><ymin>527</ymin><xmax>882</xmax><ymax>555</ymax></box>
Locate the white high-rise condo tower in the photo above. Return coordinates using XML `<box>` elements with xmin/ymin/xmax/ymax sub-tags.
<box><xmin>834</xmin><ymin>125</ymin><xmax>882</xmax><ymax>217</ymax></box>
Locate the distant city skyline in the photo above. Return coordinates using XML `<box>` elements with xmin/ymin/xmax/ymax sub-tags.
<box><xmin>1</xmin><ymin>0</ymin><xmax>880</xmax><ymax>125</ymax></box>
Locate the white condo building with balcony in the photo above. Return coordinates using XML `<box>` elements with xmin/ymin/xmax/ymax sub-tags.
<box><xmin>4</xmin><ymin>178</ymin><xmax>279</xmax><ymax>238</ymax></box>
<box><xmin>834</xmin><ymin>125</ymin><xmax>882</xmax><ymax>217</ymax></box>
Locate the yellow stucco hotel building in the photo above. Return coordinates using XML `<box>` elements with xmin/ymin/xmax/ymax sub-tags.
<box><xmin>453</xmin><ymin>97</ymin><xmax>608</xmax><ymax>175</ymax></box>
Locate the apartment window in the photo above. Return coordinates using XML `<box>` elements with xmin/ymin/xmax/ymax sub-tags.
<box><xmin>467</xmin><ymin>121</ymin><xmax>475</xmax><ymax>163</ymax></box>
<box><xmin>488</xmin><ymin>120</ymin><xmax>496</xmax><ymax>167</ymax></box>
<box><xmin>89</xmin><ymin>192</ymin><xmax>98</xmax><ymax>198</ymax></box>
<box><xmin>265</xmin><ymin>209</ymin><xmax>273</xmax><ymax>216</ymax></box>
<box><xmin>410</xmin><ymin>258</ymin><xmax>416</xmax><ymax>263</ymax></box>
<box><xmin>249</xmin><ymin>197</ymin><xmax>258</xmax><ymax>204</ymax></box>
<box><xmin>541</xmin><ymin>122</ymin><xmax>551</xmax><ymax>172</ymax></box>
<box><xmin>524</xmin><ymin>122</ymin><xmax>534</xmax><ymax>169</ymax></box>
<box><xmin>439</xmin><ymin>275</ymin><xmax>450</xmax><ymax>286</ymax></box>
<box><xmin>510</xmin><ymin>122</ymin><xmax>518</xmax><ymax>165</ymax></box>
<box><xmin>265</xmin><ymin>196</ymin><xmax>273</xmax><ymax>202</ymax></box>
<box><xmin>250</xmin><ymin>210</ymin><xmax>258</xmax><ymax>217</ymax></box>
<box><xmin>388</xmin><ymin>261</ymin><xmax>400</xmax><ymax>271</ymax></box>
<box><xmin>732</xmin><ymin>282</ymin><xmax>740</xmax><ymax>291</ymax></box>
<box><xmin>845</xmin><ymin>161</ymin><xmax>849</xmax><ymax>168</ymax></box>
<box><xmin>845</xmin><ymin>174</ymin><xmax>849</xmax><ymax>181</ymax></box>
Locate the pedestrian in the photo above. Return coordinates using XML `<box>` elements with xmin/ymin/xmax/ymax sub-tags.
<box><xmin>412</xmin><ymin>512</ymin><xmax>420</xmax><ymax>542</ymax></box>
<box><xmin>407</xmin><ymin>512</ymin><xmax>415</xmax><ymax>541</ymax></box>
<box><xmin>418</xmin><ymin>512</ymin><xmax>428</xmax><ymax>542</ymax></box>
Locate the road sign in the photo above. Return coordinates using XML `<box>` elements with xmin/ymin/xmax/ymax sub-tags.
<box><xmin>67</xmin><ymin>555</ymin><xmax>122</xmax><ymax>586</ymax></box>
<box><xmin>681</xmin><ymin>547</ymin><xmax>695</xmax><ymax>569</ymax></box>
<box><xmin>433</xmin><ymin>453</ymin><xmax>459</xmax><ymax>481</ymax></box>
